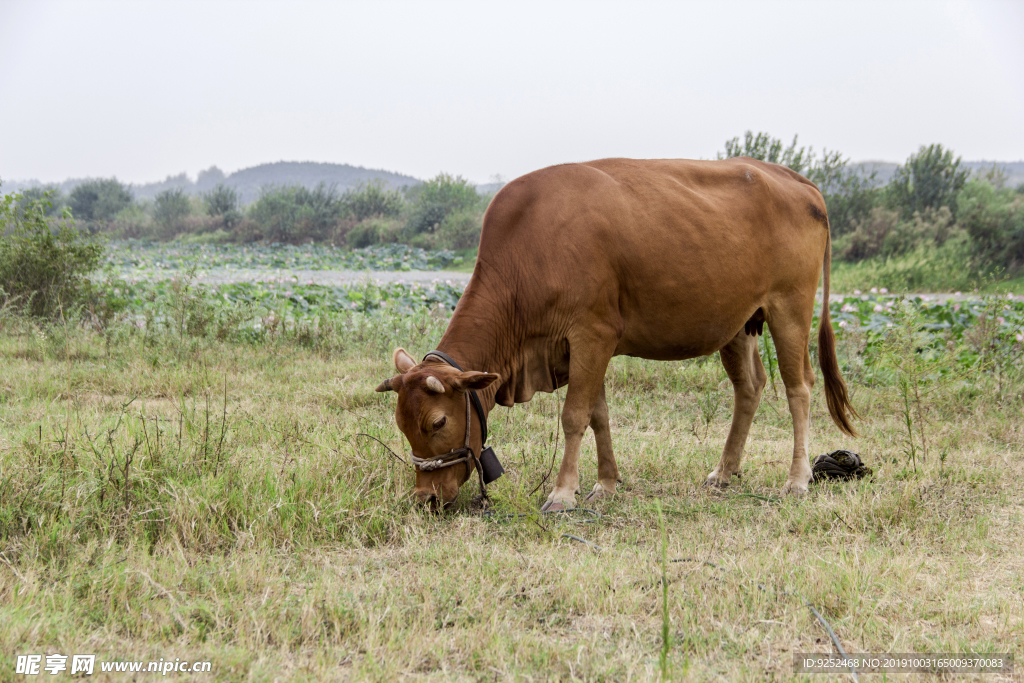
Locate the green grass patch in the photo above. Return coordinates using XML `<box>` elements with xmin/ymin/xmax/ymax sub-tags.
<box><xmin>1</xmin><ymin>299</ymin><xmax>1022</xmax><ymax>679</ymax></box>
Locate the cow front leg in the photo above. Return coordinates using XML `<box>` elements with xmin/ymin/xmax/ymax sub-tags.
<box><xmin>542</xmin><ymin>337</ymin><xmax>615</xmax><ymax>512</ymax></box>
<box><xmin>584</xmin><ymin>384</ymin><xmax>620</xmax><ymax>502</ymax></box>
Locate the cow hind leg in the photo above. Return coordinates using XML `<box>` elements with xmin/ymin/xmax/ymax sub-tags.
<box><xmin>706</xmin><ymin>330</ymin><xmax>767</xmax><ymax>488</ymax></box>
<box><xmin>542</xmin><ymin>333</ymin><xmax>617</xmax><ymax>512</ymax></box>
<box><xmin>764</xmin><ymin>303</ymin><xmax>816</xmax><ymax>494</ymax></box>
<box><xmin>584</xmin><ymin>384</ymin><xmax>621</xmax><ymax>502</ymax></box>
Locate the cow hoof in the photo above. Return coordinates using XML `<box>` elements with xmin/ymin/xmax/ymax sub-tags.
<box><xmin>541</xmin><ymin>490</ymin><xmax>577</xmax><ymax>512</ymax></box>
<box><xmin>704</xmin><ymin>470</ymin><xmax>730</xmax><ymax>489</ymax></box>
<box><xmin>782</xmin><ymin>479</ymin><xmax>810</xmax><ymax>495</ymax></box>
<box><xmin>585</xmin><ymin>481</ymin><xmax>614</xmax><ymax>501</ymax></box>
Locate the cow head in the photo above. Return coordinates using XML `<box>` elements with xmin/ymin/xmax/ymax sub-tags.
<box><xmin>376</xmin><ymin>348</ymin><xmax>500</xmax><ymax>509</ymax></box>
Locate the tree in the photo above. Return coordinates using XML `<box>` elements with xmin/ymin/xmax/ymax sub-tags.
<box><xmin>68</xmin><ymin>178</ymin><xmax>133</xmax><ymax>223</ymax></box>
<box><xmin>154</xmin><ymin>188</ymin><xmax>193</xmax><ymax>235</ymax></box>
<box><xmin>406</xmin><ymin>173</ymin><xmax>480</xmax><ymax>235</ymax></box>
<box><xmin>202</xmin><ymin>183</ymin><xmax>240</xmax><ymax>227</ymax></box>
<box><xmin>718</xmin><ymin>131</ymin><xmax>812</xmax><ymax>174</ymax></box>
<box><xmin>343</xmin><ymin>180</ymin><xmax>405</xmax><ymax>221</ymax></box>
<box><xmin>17</xmin><ymin>185</ymin><xmax>65</xmax><ymax>216</ymax></box>
<box><xmin>888</xmin><ymin>144</ymin><xmax>969</xmax><ymax>219</ymax></box>
<box><xmin>249</xmin><ymin>183</ymin><xmax>345</xmax><ymax>242</ymax></box>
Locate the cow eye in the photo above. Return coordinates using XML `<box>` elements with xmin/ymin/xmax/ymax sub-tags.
<box><xmin>432</xmin><ymin>416</ymin><xmax>447</xmax><ymax>431</ymax></box>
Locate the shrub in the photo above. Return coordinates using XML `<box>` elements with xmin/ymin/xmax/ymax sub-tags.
<box><xmin>202</xmin><ymin>183</ymin><xmax>241</xmax><ymax>228</ymax></box>
<box><xmin>249</xmin><ymin>183</ymin><xmax>345</xmax><ymax>243</ymax></box>
<box><xmin>434</xmin><ymin>209</ymin><xmax>482</xmax><ymax>250</ymax></box>
<box><xmin>110</xmin><ymin>204</ymin><xmax>153</xmax><ymax>239</ymax></box>
<box><xmin>829</xmin><ymin>235</ymin><xmax>984</xmax><ymax>293</ymax></box>
<box><xmin>405</xmin><ymin>173</ymin><xmax>480</xmax><ymax>235</ymax></box>
<box><xmin>17</xmin><ymin>185</ymin><xmax>65</xmax><ymax>216</ymax></box>
<box><xmin>835</xmin><ymin>206</ymin><xmax>957</xmax><ymax>262</ymax></box>
<box><xmin>0</xmin><ymin>190</ymin><xmax>103</xmax><ymax>318</ymax></box>
<box><xmin>154</xmin><ymin>188</ymin><xmax>193</xmax><ymax>238</ymax></box>
<box><xmin>834</xmin><ymin>207</ymin><xmax>901</xmax><ymax>261</ymax></box>
<box><xmin>68</xmin><ymin>178</ymin><xmax>134</xmax><ymax>225</ymax></box>
<box><xmin>342</xmin><ymin>180</ymin><xmax>405</xmax><ymax>221</ymax></box>
<box><xmin>958</xmin><ymin>179</ymin><xmax>1024</xmax><ymax>272</ymax></box>
<box><xmin>347</xmin><ymin>217</ymin><xmax>404</xmax><ymax>248</ymax></box>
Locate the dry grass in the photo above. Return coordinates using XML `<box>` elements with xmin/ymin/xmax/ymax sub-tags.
<box><xmin>1</xmin><ymin>318</ymin><xmax>1022</xmax><ymax>682</ymax></box>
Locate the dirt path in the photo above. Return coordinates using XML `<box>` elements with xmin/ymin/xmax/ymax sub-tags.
<box><xmin>184</xmin><ymin>268</ymin><xmax>473</xmax><ymax>286</ymax></box>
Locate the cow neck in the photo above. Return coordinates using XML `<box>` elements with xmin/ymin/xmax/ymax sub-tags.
<box><xmin>434</xmin><ymin>319</ymin><xmax>509</xmax><ymax>419</ymax></box>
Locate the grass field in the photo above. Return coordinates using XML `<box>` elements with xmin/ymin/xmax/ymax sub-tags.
<box><xmin>1</xmin><ymin>269</ymin><xmax>1023</xmax><ymax>680</ymax></box>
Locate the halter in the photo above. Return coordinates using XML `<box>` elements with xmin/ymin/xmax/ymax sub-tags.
<box><xmin>407</xmin><ymin>351</ymin><xmax>494</xmax><ymax>497</ymax></box>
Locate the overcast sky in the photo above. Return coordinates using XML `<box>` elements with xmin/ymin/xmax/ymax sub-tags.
<box><xmin>1</xmin><ymin>0</ymin><xmax>1022</xmax><ymax>185</ymax></box>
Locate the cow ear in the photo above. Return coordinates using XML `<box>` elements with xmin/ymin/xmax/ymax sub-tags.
<box><xmin>453</xmin><ymin>371</ymin><xmax>500</xmax><ymax>391</ymax></box>
<box><xmin>393</xmin><ymin>348</ymin><xmax>416</xmax><ymax>373</ymax></box>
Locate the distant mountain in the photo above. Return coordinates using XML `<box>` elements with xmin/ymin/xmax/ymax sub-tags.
<box><xmin>3</xmin><ymin>161</ymin><xmax>422</xmax><ymax>205</ymax></box>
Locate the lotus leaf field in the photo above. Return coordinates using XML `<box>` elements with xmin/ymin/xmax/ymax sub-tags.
<box><xmin>92</xmin><ymin>241</ymin><xmax>1024</xmax><ymax>369</ymax></box>
<box><xmin>102</xmin><ymin>240</ymin><xmax>461</xmax><ymax>275</ymax></box>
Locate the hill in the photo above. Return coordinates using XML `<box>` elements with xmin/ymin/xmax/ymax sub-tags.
<box><xmin>3</xmin><ymin>162</ymin><xmax>421</xmax><ymax>205</ymax></box>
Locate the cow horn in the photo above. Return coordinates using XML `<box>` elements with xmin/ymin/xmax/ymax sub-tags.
<box><xmin>375</xmin><ymin>377</ymin><xmax>394</xmax><ymax>392</ymax></box>
<box><xmin>425</xmin><ymin>376</ymin><xmax>445</xmax><ymax>393</ymax></box>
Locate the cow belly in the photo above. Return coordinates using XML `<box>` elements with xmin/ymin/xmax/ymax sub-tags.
<box><xmin>613</xmin><ymin>313</ymin><xmax>749</xmax><ymax>360</ymax></box>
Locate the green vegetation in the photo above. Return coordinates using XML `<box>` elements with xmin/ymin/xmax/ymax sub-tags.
<box><xmin>10</xmin><ymin>137</ymin><xmax>1023</xmax><ymax>295</ymax></box>
<box><xmin>0</xmin><ymin>190</ymin><xmax>102</xmax><ymax>319</ymax></box>
<box><xmin>1</xmin><ymin>267</ymin><xmax>1021</xmax><ymax>678</ymax></box>
<box><xmin>101</xmin><ymin>241</ymin><xmax>461</xmax><ymax>276</ymax></box>
<box><xmin>721</xmin><ymin>132</ymin><xmax>1024</xmax><ymax>291</ymax></box>
<box><xmin>67</xmin><ymin>178</ymin><xmax>134</xmax><ymax>226</ymax></box>
<box><xmin>2</xmin><ymin>179</ymin><xmax>1022</xmax><ymax>678</ymax></box>
<box><xmin>71</xmin><ymin>173</ymin><xmax>489</xmax><ymax>254</ymax></box>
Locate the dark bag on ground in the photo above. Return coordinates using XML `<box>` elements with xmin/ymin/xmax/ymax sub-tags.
<box><xmin>812</xmin><ymin>450</ymin><xmax>873</xmax><ymax>482</ymax></box>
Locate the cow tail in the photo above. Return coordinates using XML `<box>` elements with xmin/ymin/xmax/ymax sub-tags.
<box><xmin>818</xmin><ymin>226</ymin><xmax>858</xmax><ymax>436</ymax></box>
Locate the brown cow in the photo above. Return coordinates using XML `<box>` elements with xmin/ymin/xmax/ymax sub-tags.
<box><xmin>376</xmin><ymin>157</ymin><xmax>856</xmax><ymax>510</ymax></box>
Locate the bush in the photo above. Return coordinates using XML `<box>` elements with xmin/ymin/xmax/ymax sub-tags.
<box><xmin>0</xmin><ymin>190</ymin><xmax>103</xmax><ymax>318</ymax></box>
<box><xmin>343</xmin><ymin>180</ymin><xmax>405</xmax><ymax>221</ymax></box>
<box><xmin>17</xmin><ymin>185</ymin><xmax>65</xmax><ymax>216</ymax></box>
<box><xmin>68</xmin><ymin>178</ymin><xmax>134</xmax><ymax>225</ymax></box>
<box><xmin>405</xmin><ymin>173</ymin><xmax>480</xmax><ymax>235</ymax></box>
<box><xmin>958</xmin><ymin>179</ymin><xmax>1024</xmax><ymax>271</ymax></box>
<box><xmin>202</xmin><ymin>183</ymin><xmax>241</xmax><ymax>228</ymax></box>
<box><xmin>347</xmin><ymin>217</ymin><xmax>404</xmax><ymax>248</ymax></box>
<box><xmin>835</xmin><ymin>206</ymin><xmax>956</xmax><ymax>262</ymax></box>
<box><xmin>829</xmin><ymin>235</ymin><xmax>986</xmax><ymax>293</ymax></box>
<box><xmin>110</xmin><ymin>204</ymin><xmax>153</xmax><ymax>239</ymax></box>
<box><xmin>249</xmin><ymin>183</ymin><xmax>346</xmax><ymax>243</ymax></box>
<box><xmin>154</xmin><ymin>188</ymin><xmax>193</xmax><ymax>238</ymax></box>
<box><xmin>434</xmin><ymin>209</ymin><xmax>482</xmax><ymax>250</ymax></box>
